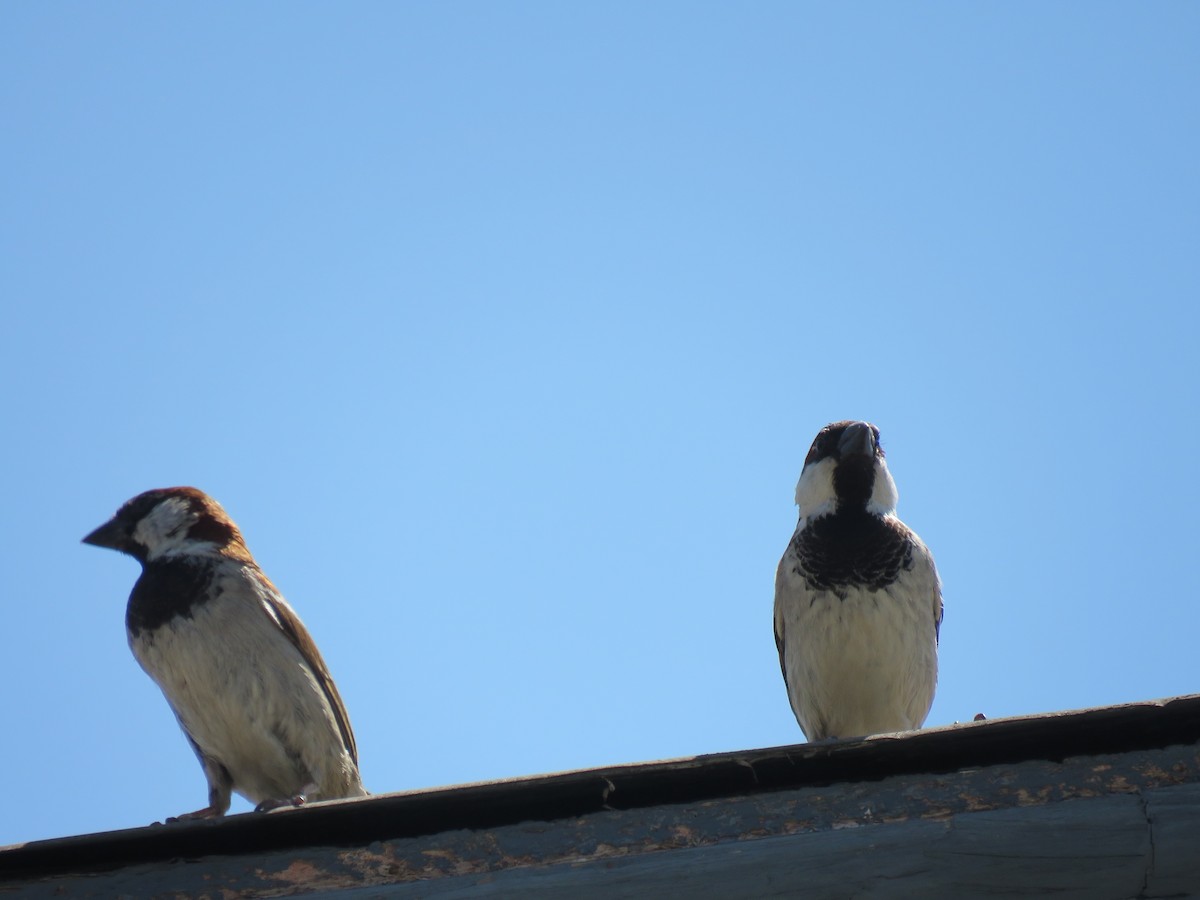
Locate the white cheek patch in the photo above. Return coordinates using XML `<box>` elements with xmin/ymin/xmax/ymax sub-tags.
<box><xmin>868</xmin><ymin>459</ymin><xmax>899</xmax><ymax>515</ymax></box>
<box><xmin>133</xmin><ymin>497</ymin><xmax>195</xmax><ymax>553</ymax></box>
<box><xmin>794</xmin><ymin>455</ymin><xmax>899</xmax><ymax>519</ymax></box>
<box><xmin>794</xmin><ymin>457</ymin><xmax>838</xmax><ymax>519</ymax></box>
<box><xmin>132</xmin><ymin>496</ymin><xmax>218</xmax><ymax>561</ymax></box>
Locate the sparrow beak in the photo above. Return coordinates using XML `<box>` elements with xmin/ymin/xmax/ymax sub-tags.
<box><xmin>837</xmin><ymin>421</ymin><xmax>876</xmax><ymax>458</ymax></box>
<box><xmin>82</xmin><ymin>517</ymin><xmax>126</xmax><ymax>550</ymax></box>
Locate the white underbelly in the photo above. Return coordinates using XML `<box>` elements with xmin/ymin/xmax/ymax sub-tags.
<box><xmin>778</xmin><ymin>582</ymin><xmax>937</xmax><ymax>740</ymax></box>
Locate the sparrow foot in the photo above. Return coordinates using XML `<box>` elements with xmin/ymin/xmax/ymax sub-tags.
<box><xmin>165</xmin><ymin>805</ymin><xmax>225</xmax><ymax>823</ymax></box>
<box><xmin>254</xmin><ymin>794</ymin><xmax>307</xmax><ymax>812</ymax></box>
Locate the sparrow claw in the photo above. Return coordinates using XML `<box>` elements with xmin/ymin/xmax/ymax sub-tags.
<box><xmin>254</xmin><ymin>794</ymin><xmax>306</xmax><ymax>813</ymax></box>
<box><xmin>165</xmin><ymin>805</ymin><xmax>224</xmax><ymax>823</ymax></box>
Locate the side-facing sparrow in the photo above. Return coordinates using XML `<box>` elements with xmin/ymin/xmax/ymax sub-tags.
<box><xmin>83</xmin><ymin>487</ymin><xmax>367</xmax><ymax>819</ymax></box>
<box><xmin>774</xmin><ymin>421</ymin><xmax>942</xmax><ymax>741</ymax></box>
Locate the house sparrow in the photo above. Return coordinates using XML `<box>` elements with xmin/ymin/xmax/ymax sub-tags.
<box><xmin>83</xmin><ymin>487</ymin><xmax>367</xmax><ymax>819</ymax></box>
<box><xmin>774</xmin><ymin>421</ymin><xmax>942</xmax><ymax>741</ymax></box>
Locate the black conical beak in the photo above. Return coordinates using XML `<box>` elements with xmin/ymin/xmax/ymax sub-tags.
<box><xmin>82</xmin><ymin>518</ymin><xmax>126</xmax><ymax>551</ymax></box>
<box><xmin>837</xmin><ymin>421</ymin><xmax>876</xmax><ymax>458</ymax></box>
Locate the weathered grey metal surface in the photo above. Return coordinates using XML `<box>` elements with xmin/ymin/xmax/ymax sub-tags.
<box><xmin>4</xmin><ymin>695</ymin><xmax>1200</xmax><ymax>898</ymax></box>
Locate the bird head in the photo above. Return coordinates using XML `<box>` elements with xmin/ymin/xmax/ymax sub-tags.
<box><xmin>83</xmin><ymin>487</ymin><xmax>253</xmax><ymax>564</ymax></box>
<box><xmin>793</xmin><ymin>421</ymin><xmax>899</xmax><ymax>520</ymax></box>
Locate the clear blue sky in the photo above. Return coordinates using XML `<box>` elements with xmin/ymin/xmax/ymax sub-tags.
<box><xmin>2</xmin><ymin>3</ymin><xmax>1197</xmax><ymax>847</ymax></box>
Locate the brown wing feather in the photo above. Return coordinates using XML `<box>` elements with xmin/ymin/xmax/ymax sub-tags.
<box><xmin>256</xmin><ymin>573</ymin><xmax>359</xmax><ymax>765</ymax></box>
<box><xmin>773</xmin><ymin>559</ymin><xmax>791</xmax><ymax>695</ymax></box>
<box><xmin>774</xmin><ymin>618</ymin><xmax>790</xmax><ymax>690</ymax></box>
